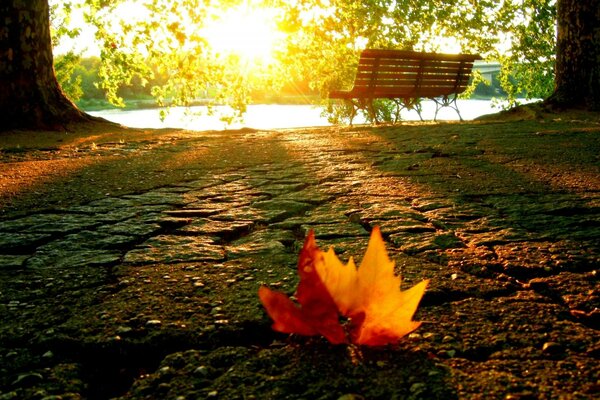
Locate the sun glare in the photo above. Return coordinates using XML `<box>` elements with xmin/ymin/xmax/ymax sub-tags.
<box><xmin>202</xmin><ymin>4</ymin><xmax>284</xmax><ymax>63</ymax></box>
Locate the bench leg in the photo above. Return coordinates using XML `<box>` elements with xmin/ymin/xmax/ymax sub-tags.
<box><xmin>366</xmin><ymin>99</ymin><xmax>378</xmax><ymax>124</ymax></box>
<box><xmin>353</xmin><ymin>98</ymin><xmax>377</xmax><ymax>125</ymax></box>
<box><xmin>392</xmin><ymin>99</ymin><xmax>402</xmax><ymax>123</ymax></box>
<box><xmin>348</xmin><ymin>100</ymin><xmax>357</xmax><ymax>126</ymax></box>
<box><xmin>415</xmin><ymin>102</ymin><xmax>424</xmax><ymax>121</ymax></box>
<box><xmin>392</xmin><ymin>98</ymin><xmax>423</xmax><ymax>122</ymax></box>
<box><xmin>333</xmin><ymin>98</ymin><xmax>380</xmax><ymax>125</ymax></box>
<box><xmin>333</xmin><ymin>99</ymin><xmax>358</xmax><ymax>125</ymax></box>
<box><xmin>433</xmin><ymin>102</ymin><xmax>441</xmax><ymax>121</ymax></box>
<box><xmin>432</xmin><ymin>95</ymin><xmax>463</xmax><ymax>121</ymax></box>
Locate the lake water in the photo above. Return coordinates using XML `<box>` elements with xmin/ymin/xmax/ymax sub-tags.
<box><xmin>89</xmin><ymin>99</ymin><xmax>503</xmax><ymax>131</ymax></box>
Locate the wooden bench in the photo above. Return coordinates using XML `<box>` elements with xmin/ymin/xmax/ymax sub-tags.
<box><xmin>329</xmin><ymin>49</ymin><xmax>481</xmax><ymax>123</ymax></box>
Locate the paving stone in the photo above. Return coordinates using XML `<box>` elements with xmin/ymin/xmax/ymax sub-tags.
<box><xmin>90</xmin><ymin>207</ymin><xmax>159</xmax><ymax>223</ymax></box>
<box><xmin>357</xmin><ymin>203</ymin><xmax>426</xmax><ymax>222</ymax></box>
<box><xmin>251</xmin><ymin>199</ymin><xmax>312</xmax><ymax>222</ymax></box>
<box><xmin>193</xmin><ymin>184</ymin><xmax>262</xmax><ymax>202</ymax></box>
<box><xmin>123</xmin><ymin>191</ymin><xmax>188</xmax><ymax>206</ymax></box>
<box><xmin>277</xmin><ymin>188</ymin><xmax>335</xmax><ymax>205</ymax></box>
<box><xmin>187</xmin><ymin>197</ymin><xmax>254</xmax><ymax>208</ymax></box>
<box><xmin>457</xmin><ymin>228</ymin><xmax>534</xmax><ymax>247</ymax></box>
<box><xmin>257</xmin><ymin>182</ymin><xmax>308</xmax><ymax>196</ymax></box>
<box><xmin>176</xmin><ymin>219</ymin><xmax>254</xmax><ymax>239</ymax></box>
<box><xmin>424</xmin><ymin>207</ymin><xmax>488</xmax><ymax>230</ymax></box>
<box><xmin>312</xmin><ymin>237</ymin><xmax>371</xmax><ymax>260</ymax></box>
<box><xmin>155</xmin><ymin>216</ymin><xmax>193</xmax><ymax>230</ymax></box>
<box><xmin>86</xmin><ymin>197</ymin><xmax>141</xmax><ymax>210</ymax></box>
<box><xmin>549</xmin><ymin>225</ymin><xmax>600</xmax><ymax>242</ymax></box>
<box><xmin>243</xmin><ymin>178</ymin><xmax>271</xmax><ymax>187</ymax></box>
<box><xmin>251</xmin><ymin>169</ymin><xmax>305</xmax><ymax>181</ymax></box>
<box><xmin>25</xmin><ymin>249</ymin><xmax>122</xmax><ymax>269</ymax></box>
<box><xmin>226</xmin><ymin>240</ymin><xmax>288</xmax><ymax>259</ymax></box>
<box><xmin>525</xmin><ymin>271</ymin><xmax>599</xmax><ymax>328</ymax></box>
<box><xmin>62</xmin><ymin>204</ymin><xmax>137</xmax><ymax>216</ymax></box>
<box><xmin>411</xmin><ymin>198</ymin><xmax>454</xmax><ymax>212</ymax></box>
<box><xmin>152</xmin><ymin>186</ymin><xmax>193</xmax><ymax>193</ymax></box>
<box><xmin>36</xmin><ymin>230</ymin><xmax>138</xmax><ymax>251</ymax></box>
<box><xmin>300</xmin><ymin>222</ymin><xmax>369</xmax><ymax>239</ymax></box>
<box><xmin>369</xmin><ymin>219</ymin><xmax>437</xmax><ymax>235</ymax></box>
<box><xmin>0</xmin><ymin>232</ymin><xmax>52</xmax><ymax>253</ymax></box>
<box><xmin>492</xmin><ymin>241</ymin><xmax>597</xmax><ymax>278</ymax></box>
<box><xmin>389</xmin><ymin>231</ymin><xmax>465</xmax><ymax>254</ymax></box>
<box><xmin>271</xmin><ymin>204</ymin><xmax>356</xmax><ymax>229</ymax></box>
<box><xmin>210</xmin><ymin>194</ymin><xmax>265</xmax><ymax>204</ymax></box>
<box><xmin>238</xmin><ymin>228</ymin><xmax>297</xmax><ymax>246</ymax></box>
<box><xmin>0</xmin><ymin>214</ymin><xmax>101</xmax><ymax>234</ymax></box>
<box><xmin>123</xmin><ymin>235</ymin><xmax>225</xmax><ymax>264</ymax></box>
<box><xmin>391</xmin><ymin>253</ymin><xmax>516</xmax><ymax>303</ymax></box>
<box><xmin>61</xmin><ymin>204</ymin><xmax>171</xmax><ymax>222</ymax></box>
<box><xmin>217</xmin><ymin>181</ymin><xmax>263</xmax><ymax>194</ymax></box>
<box><xmin>0</xmin><ymin>255</ymin><xmax>29</xmax><ymax>268</ymax></box>
<box><xmin>213</xmin><ymin>172</ymin><xmax>249</xmax><ymax>182</ymax></box>
<box><xmin>269</xmin><ymin>217</ymin><xmax>310</xmax><ymax>230</ymax></box>
<box><xmin>163</xmin><ymin>208</ymin><xmax>225</xmax><ymax>218</ymax></box>
<box><xmin>226</xmin><ymin>229</ymin><xmax>295</xmax><ymax>259</ymax></box>
<box><xmin>484</xmin><ymin>194</ymin><xmax>587</xmax><ymax>216</ymax></box>
<box><xmin>97</xmin><ymin>219</ymin><xmax>163</xmax><ymax>237</ymax></box>
<box><xmin>175</xmin><ymin>179</ymin><xmax>220</xmax><ymax>189</ymax></box>
<box><xmin>210</xmin><ymin>207</ymin><xmax>267</xmax><ymax>223</ymax></box>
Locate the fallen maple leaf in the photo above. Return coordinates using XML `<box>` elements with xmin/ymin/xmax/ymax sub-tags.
<box><xmin>258</xmin><ymin>232</ymin><xmax>346</xmax><ymax>344</ymax></box>
<box><xmin>259</xmin><ymin>227</ymin><xmax>429</xmax><ymax>346</ymax></box>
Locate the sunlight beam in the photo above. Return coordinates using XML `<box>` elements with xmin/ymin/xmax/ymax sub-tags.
<box><xmin>201</xmin><ymin>3</ymin><xmax>285</xmax><ymax>63</ymax></box>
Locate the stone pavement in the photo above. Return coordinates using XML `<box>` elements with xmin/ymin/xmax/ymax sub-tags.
<box><xmin>0</xmin><ymin>123</ymin><xmax>599</xmax><ymax>399</ymax></box>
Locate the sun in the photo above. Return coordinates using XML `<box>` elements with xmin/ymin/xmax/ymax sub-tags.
<box><xmin>202</xmin><ymin>4</ymin><xmax>285</xmax><ymax>63</ymax></box>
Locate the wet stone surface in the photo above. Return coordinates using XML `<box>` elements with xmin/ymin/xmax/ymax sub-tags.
<box><xmin>0</xmin><ymin>122</ymin><xmax>599</xmax><ymax>399</ymax></box>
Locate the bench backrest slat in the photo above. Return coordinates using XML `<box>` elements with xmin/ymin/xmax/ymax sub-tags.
<box><xmin>355</xmin><ymin>75</ymin><xmax>472</xmax><ymax>85</ymax></box>
<box><xmin>360</xmin><ymin>48</ymin><xmax>480</xmax><ymax>62</ymax></box>
<box><xmin>345</xmin><ymin>49</ymin><xmax>480</xmax><ymax>98</ymax></box>
<box><xmin>357</xmin><ymin>63</ymin><xmax>475</xmax><ymax>74</ymax></box>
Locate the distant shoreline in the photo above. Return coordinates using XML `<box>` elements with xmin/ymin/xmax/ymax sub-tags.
<box><xmin>87</xmin><ymin>100</ymin><xmax>513</xmax><ymax>130</ymax></box>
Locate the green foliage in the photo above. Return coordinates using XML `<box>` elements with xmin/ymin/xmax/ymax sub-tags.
<box><xmin>50</xmin><ymin>0</ymin><xmax>81</xmax><ymax>46</ymax></box>
<box><xmin>77</xmin><ymin>57</ymin><xmax>105</xmax><ymax>99</ymax></box>
<box><xmin>50</xmin><ymin>0</ymin><xmax>84</xmax><ymax>101</ymax></box>
<box><xmin>50</xmin><ymin>0</ymin><xmax>557</xmax><ymax>123</ymax></box>
<box><xmin>496</xmin><ymin>0</ymin><xmax>556</xmax><ymax>106</ymax></box>
<box><xmin>54</xmin><ymin>52</ymin><xmax>84</xmax><ymax>101</ymax></box>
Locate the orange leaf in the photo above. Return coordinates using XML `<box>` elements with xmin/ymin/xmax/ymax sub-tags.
<box><xmin>259</xmin><ymin>227</ymin><xmax>428</xmax><ymax>346</ymax></box>
<box><xmin>258</xmin><ymin>231</ymin><xmax>346</xmax><ymax>344</ymax></box>
<box><xmin>316</xmin><ymin>227</ymin><xmax>428</xmax><ymax>345</ymax></box>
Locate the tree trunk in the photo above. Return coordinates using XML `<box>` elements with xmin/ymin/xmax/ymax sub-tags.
<box><xmin>0</xmin><ymin>0</ymin><xmax>92</xmax><ymax>131</ymax></box>
<box><xmin>546</xmin><ymin>0</ymin><xmax>600</xmax><ymax>110</ymax></box>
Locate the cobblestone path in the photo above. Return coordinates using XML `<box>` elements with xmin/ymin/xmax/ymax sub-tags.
<box><xmin>1</xmin><ymin>124</ymin><xmax>599</xmax><ymax>399</ymax></box>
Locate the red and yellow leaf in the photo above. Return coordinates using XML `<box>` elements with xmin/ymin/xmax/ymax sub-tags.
<box><xmin>259</xmin><ymin>227</ymin><xmax>428</xmax><ymax>346</ymax></box>
<box><xmin>257</xmin><ymin>287</ymin><xmax>320</xmax><ymax>337</ymax></box>
<box><xmin>258</xmin><ymin>231</ymin><xmax>346</xmax><ymax>344</ymax></box>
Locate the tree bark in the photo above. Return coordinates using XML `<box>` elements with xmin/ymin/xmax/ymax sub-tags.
<box><xmin>0</xmin><ymin>0</ymin><xmax>92</xmax><ymax>131</ymax></box>
<box><xmin>546</xmin><ymin>0</ymin><xmax>600</xmax><ymax>110</ymax></box>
